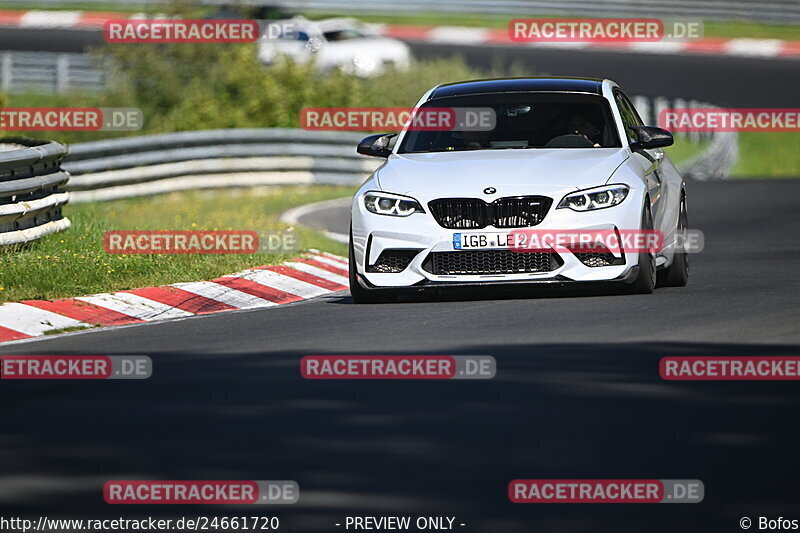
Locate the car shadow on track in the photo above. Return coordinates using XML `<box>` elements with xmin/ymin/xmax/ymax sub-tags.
<box><xmin>1</xmin><ymin>342</ymin><xmax>799</xmax><ymax>532</ymax></box>
<box><xmin>334</xmin><ymin>282</ymin><xmax>653</xmax><ymax>304</ymax></box>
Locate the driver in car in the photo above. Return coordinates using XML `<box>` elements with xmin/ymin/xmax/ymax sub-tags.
<box><xmin>566</xmin><ymin>115</ymin><xmax>602</xmax><ymax>147</ymax></box>
<box><xmin>461</xmin><ymin>130</ymin><xmax>490</xmax><ymax>149</ymax></box>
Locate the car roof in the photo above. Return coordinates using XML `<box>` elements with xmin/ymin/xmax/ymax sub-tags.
<box><xmin>315</xmin><ymin>17</ymin><xmax>369</xmax><ymax>32</ymax></box>
<box><xmin>428</xmin><ymin>77</ymin><xmax>606</xmax><ymax>100</ymax></box>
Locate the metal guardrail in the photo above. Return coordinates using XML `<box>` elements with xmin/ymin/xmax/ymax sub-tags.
<box><xmin>630</xmin><ymin>95</ymin><xmax>738</xmax><ymax>180</ymax></box>
<box><xmin>61</xmin><ymin>111</ymin><xmax>733</xmax><ymax>204</ymax></box>
<box><xmin>0</xmin><ymin>106</ymin><xmax>733</xmax><ymax>247</ymax></box>
<box><xmin>0</xmin><ymin>0</ymin><xmax>795</xmax><ymax>23</ymax></box>
<box><xmin>0</xmin><ymin>52</ymin><xmax>105</xmax><ymax>94</ymax></box>
<box><xmin>0</xmin><ymin>94</ymin><xmax>732</xmax><ymax>244</ymax></box>
<box><xmin>0</xmin><ymin>139</ymin><xmax>71</xmax><ymax>246</ymax></box>
<box><xmin>678</xmin><ymin>131</ymin><xmax>738</xmax><ymax>181</ymax></box>
<box><xmin>63</xmin><ymin>129</ymin><xmax>382</xmax><ymax>202</ymax></box>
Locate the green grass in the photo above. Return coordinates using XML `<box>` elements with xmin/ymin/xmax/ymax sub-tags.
<box><xmin>3</xmin><ymin>55</ymin><xmax>515</xmax><ymax>145</ymax></box>
<box><xmin>44</xmin><ymin>325</ymin><xmax>93</xmax><ymax>335</ymax></box>
<box><xmin>666</xmin><ymin>137</ymin><xmax>711</xmax><ymax>165</ymax></box>
<box><xmin>732</xmin><ymin>132</ymin><xmax>800</xmax><ymax>178</ymax></box>
<box><xmin>662</xmin><ymin>133</ymin><xmax>800</xmax><ymax>178</ymax></box>
<box><xmin>695</xmin><ymin>21</ymin><xmax>800</xmax><ymax>41</ymax></box>
<box><xmin>3</xmin><ymin>91</ymin><xmax>130</xmax><ymax>144</ymax></box>
<box><xmin>0</xmin><ymin>185</ymin><xmax>353</xmax><ymax>303</ymax></box>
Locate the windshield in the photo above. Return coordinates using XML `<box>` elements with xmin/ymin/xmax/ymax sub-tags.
<box><xmin>398</xmin><ymin>92</ymin><xmax>621</xmax><ymax>153</ymax></box>
<box><xmin>323</xmin><ymin>26</ymin><xmax>374</xmax><ymax>41</ymax></box>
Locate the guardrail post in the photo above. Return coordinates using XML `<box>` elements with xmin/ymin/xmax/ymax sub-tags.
<box><xmin>652</xmin><ymin>97</ymin><xmax>670</xmax><ymax>131</ymax></box>
<box><xmin>56</xmin><ymin>54</ymin><xmax>70</xmax><ymax>94</ymax></box>
<box><xmin>672</xmin><ymin>98</ymin><xmax>687</xmax><ymax>142</ymax></box>
<box><xmin>632</xmin><ymin>96</ymin><xmax>652</xmax><ymax>127</ymax></box>
<box><xmin>1</xmin><ymin>52</ymin><xmax>11</xmax><ymax>93</ymax></box>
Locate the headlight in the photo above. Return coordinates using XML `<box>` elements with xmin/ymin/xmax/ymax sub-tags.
<box><xmin>363</xmin><ymin>192</ymin><xmax>424</xmax><ymax>217</ymax></box>
<box><xmin>557</xmin><ymin>184</ymin><xmax>630</xmax><ymax>212</ymax></box>
<box><xmin>353</xmin><ymin>54</ymin><xmax>378</xmax><ymax>74</ymax></box>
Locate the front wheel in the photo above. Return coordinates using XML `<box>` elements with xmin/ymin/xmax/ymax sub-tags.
<box><xmin>657</xmin><ymin>193</ymin><xmax>690</xmax><ymax>287</ymax></box>
<box><xmin>626</xmin><ymin>204</ymin><xmax>657</xmax><ymax>294</ymax></box>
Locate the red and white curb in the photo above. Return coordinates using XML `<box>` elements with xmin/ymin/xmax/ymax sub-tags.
<box><xmin>0</xmin><ymin>250</ymin><xmax>349</xmax><ymax>344</ymax></box>
<box><xmin>0</xmin><ymin>9</ymin><xmax>132</xmax><ymax>29</ymax></box>
<box><xmin>0</xmin><ymin>10</ymin><xmax>798</xmax><ymax>60</ymax></box>
<box><xmin>376</xmin><ymin>24</ymin><xmax>800</xmax><ymax>59</ymax></box>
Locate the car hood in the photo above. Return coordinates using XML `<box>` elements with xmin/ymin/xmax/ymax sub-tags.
<box><xmin>376</xmin><ymin>148</ymin><xmax>629</xmax><ymax>199</ymax></box>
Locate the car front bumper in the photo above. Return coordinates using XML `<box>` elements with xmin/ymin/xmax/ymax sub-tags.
<box><xmin>352</xmin><ymin>189</ymin><xmax>646</xmax><ymax>289</ymax></box>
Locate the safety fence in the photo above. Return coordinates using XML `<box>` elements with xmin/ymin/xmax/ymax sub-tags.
<box><xmin>62</xmin><ymin>129</ymin><xmax>380</xmax><ymax>203</ymax></box>
<box><xmin>0</xmin><ymin>112</ymin><xmax>735</xmax><ymax>246</ymax></box>
<box><xmin>0</xmin><ymin>52</ymin><xmax>105</xmax><ymax>94</ymax></box>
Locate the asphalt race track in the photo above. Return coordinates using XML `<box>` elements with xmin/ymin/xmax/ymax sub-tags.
<box><xmin>3</xmin><ymin>18</ymin><xmax>800</xmax><ymax>533</ymax></box>
<box><xmin>0</xmin><ymin>28</ymin><xmax>103</xmax><ymax>53</ymax></box>
<box><xmin>1</xmin><ymin>179</ymin><xmax>799</xmax><ymax>531</ymax></box>
<box><xmin>407</xmin><ymin>42</ymin><xmax>800</xmax><ymax>107</ymax></box>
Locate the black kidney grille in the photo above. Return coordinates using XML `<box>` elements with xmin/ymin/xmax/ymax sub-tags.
<box><xmin>427</xmin><ymin>198</ymin><xmax>486</xmax><ymax>229</ymax></box>
<box><xmin>428</xmin><ymin>196</ymin><xmax>552</xmax><ymax>229</ymax></box>
<box><xmin>493</xmin><ymin>196</ymin><xmax>553</xmax><ymax>228</ymax></box>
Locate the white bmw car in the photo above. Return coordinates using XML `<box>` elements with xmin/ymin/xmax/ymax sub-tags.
<box><xmin>349</xmin><ymin>77</ymin><xmax>689</xmax><ymax>303</ymax></box>
<box><xmin>259</xmin><ymin>16</ymin><xmax>411</xmax><ymax>77</ymax></box>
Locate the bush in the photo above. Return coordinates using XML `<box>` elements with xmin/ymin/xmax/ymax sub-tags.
<box><xmin>4</xmin><ymin>36</ymin><xmax>524</xmax><ymax>143</ymax></box>
<box><xmin>99</xmin><ymin>41</ymin><xmax>513</xmax><ymax>134</ymax></box>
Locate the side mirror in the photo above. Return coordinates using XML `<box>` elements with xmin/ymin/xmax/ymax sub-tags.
<box><xmin>630</xmin><ymin>126</ymin><xmax>674</xmax><ymax>150</ymax></box>
<box><xmin>357</xmin><ymin>133</ymin><xmax>396</xmax><ymax>158</ymax></box>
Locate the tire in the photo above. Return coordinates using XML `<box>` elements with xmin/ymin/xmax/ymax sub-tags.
<box><xmin>657</xmin><ymin>192</ymin><xmax>690</xmax><ymax>287</ymax></box>
<box><xmin>626</xmin><ymin>203</ymin><xmax>657</xmax><ymax>294</ymax></box>
<box><xmin>348</xmin><ymin>230</ymin><xmax>397</xmax><ymax>304</ymax></box>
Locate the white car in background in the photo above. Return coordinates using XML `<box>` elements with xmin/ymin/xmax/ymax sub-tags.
<box><xmin>258</xmin><ymin>16</ymin><xmax>411</xmax><ymax>77</ymax></box>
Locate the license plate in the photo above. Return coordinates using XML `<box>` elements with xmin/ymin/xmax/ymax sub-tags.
<box><xmin>453</xmin><ymin>232</ymin><xmax>514</xmax><ymax>250</ymax></box>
